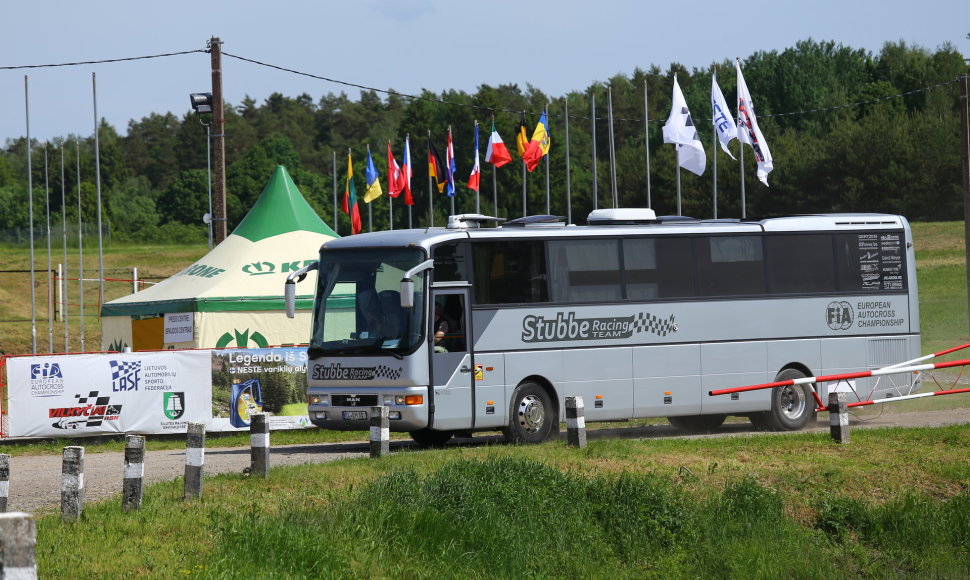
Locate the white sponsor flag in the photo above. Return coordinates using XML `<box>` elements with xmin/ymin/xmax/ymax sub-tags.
<box><xmin>736</xmin><ymin>61</ymin><xmax>773</xmax><ymax>185</ymax></box>
<box><xmin>662</xmin><ymin>75</ymin><xmax>706</xmax><ymax>176</ymax></box>
<box><xmin>711</xmin><ymin>71</ymin><xmax>737</xmax><ymax>160</ymax></box>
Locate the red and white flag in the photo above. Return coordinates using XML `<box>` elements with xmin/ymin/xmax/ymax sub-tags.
<box><xmin>401</xmin><ymin>135</ymin><xmax>414</xmax><ymax>205</ymax></box>
<box><xmin>485</xmin><ymin>121</ymin><xmax>512</xmax><ymax>167</ymax></box>
<box><xmin>386</xmin><ymin>141</ymin><xmax>403</xmax><ymax>197</ymax></box>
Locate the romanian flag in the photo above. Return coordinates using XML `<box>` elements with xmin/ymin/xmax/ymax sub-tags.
<box><xmin>516</xmin><ymin>113</ymin><xmax>529</xmax><ymax>159</ymax></box>
<box><xmin>445</xmin><ymin>127</ymin><xmax>457</xmax><ymax>197</ymax></box>
<box><xmin>386</xmin><ymin>141</ymin><xmax>403</xmax><ymax>198</ymax></box>
<box><xmin>402</xmin><ymin>135</ymin><xmax>414</xmax><ymax>205</ymax></box>
<box><xmin>467</xmin><ymin>122</ymin><xmax>481</xmax><ymax>193</ymax></box>
<box><xmin>522</xmin><ymin>111</ymin><xmax>551</xmax><ymax>172</ymax></box>
<box><xmin>363</xmin><ymin>147</ymin><xmax>383</xmax><ymax>203</ymax></box>
<box><xmin>428</xmin><ymin>136</ymin><xmax>448</xmax><ymax>194</ymax></box>
<box><xmin>342</xmin><ymin>152</ymin><xmax>362</xmax><ymax>234</ymax></box>
<box><xmin>485</xmin><ymin>121</ymin><xmax>512</xmax><ymax>167</ymax></box>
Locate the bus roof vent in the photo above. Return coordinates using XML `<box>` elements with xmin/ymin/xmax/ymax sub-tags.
<box><xmin>587</xmin><ymin>208</ymin><xmax>659</xmax><ymax>225</ymax></box>
<box><xmin>446</xmin><ymin>214</ymin><xmax>506</xmax><ymax>229</ymax></box>
<box><xmin>502</xmin><ymin>214</ymin><xmax>567</xmax><ymax>228</ymax></box>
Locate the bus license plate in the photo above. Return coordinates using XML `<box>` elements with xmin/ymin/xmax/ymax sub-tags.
<box><xmin>342</xmin><ymin>411</ymin><xmax>368</xmax><ymax>420</ymax></box>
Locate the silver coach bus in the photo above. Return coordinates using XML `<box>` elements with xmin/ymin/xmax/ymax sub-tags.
<box><xmin>284</xmin><ymin>208</ymin><xmax>920</xmax><ymax>446</ymax></box>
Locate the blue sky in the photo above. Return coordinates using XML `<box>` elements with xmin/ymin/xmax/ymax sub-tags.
<box><xmin>1</xmin><ymin>0</ymin><xmax>966</xmax><ymax>143</ymax></box>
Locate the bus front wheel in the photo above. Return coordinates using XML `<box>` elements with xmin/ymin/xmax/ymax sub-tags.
<box><xmin>503</xmin><ymin>381</ymin><xmax>555</xmax><ymax>444</ymax></box>
<box><xmin>751</xmin><ymin>368</ymin><xmax>817</xmax><ymax>431</ymax></box>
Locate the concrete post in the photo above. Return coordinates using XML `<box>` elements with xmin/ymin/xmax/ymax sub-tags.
<box><xmin>184</xmin><ymin>422</ymin><xmax>206</xmax><ymax>499</ymax></box>
<box><xmin>60</xmin><ymin>446</ymin><xmax>84</xmax><ymax>522</ymax></box>
<box><xmin>250</xmin><ymin>413</ymin><xmax>270</xmax><ymax>478</ymax></box>
<box><xmin>0</xmin><ymin>455</ymin><xmax>10</xmax><ymax>513</ymax></box>
<box><xmin>565</xmin><ymin>396</ymin><xmax>587</xmax><ymax>448</ymax></box>
<box><xmin>370</xmin><ymin>406</ymin><xmax>389</xmax><ymax>458</ymax></box>
<box><xmin>122</xmin><ymin>434</ymin><xmax>145</xmax><ymax>511</ymax></box>
<box><xmin>828</xmin><ymin>392</ymin><xmax>850</xmax><ymax>444</ymax></box>
<box><xmin>0</xmin><ymin>512</ymin><xmax>37</xmax><ymax>579</ymax></box>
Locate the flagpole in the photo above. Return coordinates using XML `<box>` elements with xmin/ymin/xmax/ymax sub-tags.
<box><xmin>427</xmin><ymin>130</ymin><xmax>434</xmax><ymax>227</ymax></box>
<box><xmin>644</xmin><ymin>79</ymin><xmax>652</xmax><ymax>208</ymax></box>
<box><xmin>737</xmin><ymin>57</ymin><xmax>747</xmax><ymax>219</ymax></box>
<box><xmin>739</xmin><ymin>142</ymin><xmax>746</xmax><ymax>219</ymax></box>
<box><xmin>521</xmin><ymin>156</ymin><xmax>527</xmax><ymax>217</ymax></box>
<box><xmin>366</xmin><ymin>144</ymin><xmax>373</xmax><ymax>232</ymax></box>
<box><xmin>712</xmin><ymin>67</ymin><xmax>718</xmax><ymax>220</ymax></box>
<box><xmin>76</xmin><ymin>138</ymin><xmax>85</xmax><ymax>352</ymax></box>
<box><xmin>676</xmin><ymin>162</ymin><xmax>682</xmax><ymax>216</ymax></box>
<box><xmin>544</xmin><ymin>108</ymin><xmax>550</xmax><ymax>215</ymax></box>
<box><xmin>564</xmin><ymin>97</ymin><xmax>572</xmax><ymax>225</ymax></box>
<box><xmin>590</xmin><ymin>92</ymin><xmax>598</xmax><ymax>211</ymax></box>
<box><xmin>93</xmin><ymin>72</ymin><xmax>105</xmax><ymax>313</ymax></box>
<box><xmin>25</xmin><ymin>76</ymin><xmax>37</xmax><ymax>354</ymax></box>
<box><xmin>474</xmin><ymin>120</ymin><xmax>481</xmax><ymax>214</ymax></box>
<box><xmin>332</xmin><ymin>151</ymin><xmax>338</xmax><ymax>235</ymax></box>
<box><xmin>388</xmin><ymin>140</ymin><xmax>394</xmax><ymax>231</ymax></box>
<box><xmin>61</xmin><ymin>144</ymin><xmax>69</xmax><ymax>351</ymax></box>
<box><xmin>44</xmin><ymin>142</ymin><xmax>53</xmax><ymax>352</ymax></box>
<box><xmin>607</xmin><ymin>85</ymin><xmax>618</xmax><ymax>208</ymax></box>
<box><xmin>406</xmin><ymin>134</ymin><xmax>413</xmax><ymax>229</ymax></box>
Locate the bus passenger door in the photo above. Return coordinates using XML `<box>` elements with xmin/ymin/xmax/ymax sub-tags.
<box><xmin>429</xmin><ymin>288</ymin><xmax>475</xmax><ymax>431</ymax></box>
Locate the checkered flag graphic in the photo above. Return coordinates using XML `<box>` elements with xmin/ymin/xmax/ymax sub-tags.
<box><xmin>110</xmin><ymin>360</ymin><xmax>142</xmax><ymax>380</ymax></box>
<box><xmin>373</xmin><ymin>365</ymin><xmax>403</xmax><ymax>380</ymax></box>
<box><xmin>631</xmin><ymin>313</ymin><xmax>678</xmax><ymax>337</ymax></box>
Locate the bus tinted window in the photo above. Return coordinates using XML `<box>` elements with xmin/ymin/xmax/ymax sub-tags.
<box><xmin>696</xmin><ymin>236</ymin><xmax>765</xmax><ymax>296</ymax></box>
<box><xmin>766</xmin><ymin>234</ymin><xmax>836</xmax><ymax>294</ymax></box>
<box><xmin>433</xmin><ymin>242</ymin><xmax>468</xmax><ymax>282</ymax></box>
<box><xmin>472</xmin><ymin>241</ymin><xmax>548</xmax><ymax>304</ymax></box>
<box><xmin>623</xmin><ymin>237</ymin><xmax>694</xmax><ymax>299</ymax></box>
<box><xmin>548</xmin><ymin>239</ymin><xmax>621</xmax><ymax>301</ymax></box>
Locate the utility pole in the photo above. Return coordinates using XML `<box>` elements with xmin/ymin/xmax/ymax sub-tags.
<box><xmin>209</xmin><ymin>37</ymin><xmax>227</xmax><ymax>244</ymax></box>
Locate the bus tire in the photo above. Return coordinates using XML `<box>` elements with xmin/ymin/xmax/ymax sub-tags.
<box><xmin>503</xmin><ymin>381</ymin><xmax>555</xmax><ymax>444</ymax></box>
<box><xmin>667</xmin><ymin>414</ymin><xmax>726</xmax><ymax>433</ymax></box>
<box><xmin>409</xmin><ymin>429</ymin><xmax>453</xmax><ymax>448</ymax></box>
<box><xmin>754</xmin><ymin>368</ymin><xmax>817</xmax><ymax>431</ymax></box>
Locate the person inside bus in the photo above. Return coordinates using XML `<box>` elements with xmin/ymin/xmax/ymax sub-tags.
<box><xmin>434</xmin><ymin>303</ymin><xmax>450</xmax><ymax>352</ymax></box>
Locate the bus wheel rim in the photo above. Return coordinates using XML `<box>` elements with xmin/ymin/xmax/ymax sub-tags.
<box><xmin>780</xmin><ymin>385</ymin><xmax>805</xmax><ymax>419</ymax></box>
<box><xmin>517</xmin><ymin>394</ymin><xmax>545</xmax><ymax>433</ymax></box>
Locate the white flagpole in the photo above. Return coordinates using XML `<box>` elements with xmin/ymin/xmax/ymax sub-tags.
<box><xmin>93</xmin><ymin>72</ymin><xmax>105</xmax><ymax>314</ymax></box>
<box><xmin>388</xmin><ymin>141</ymin><xmax>394</xmax><ymax>231</ymax></box>
<box><xmin>428</xmin><ymin>131</ymin><xmax>435</xmax><ymax>227</ymax></box>
<box><xmin>544</xmin><ymin>109</ymin><xmax>550</xmax><ymax>215</ymax></box>
<box><xmin>332</xmin><ymin>150</ymin><xmax>338</xmax><ymax>235</ymax></box>
<box><xmin>44</xmin><ymin>143</ymin><xmax>53</xmax><ymax>352</ymax></box>
<box><xmin>25</xmin><ymin>76</ymin><xmax>37</xmax><ymax>354</ymax></box>
<box><xmin>76</xmin><ymin>138</ymin><xmax>85</xmax><ymax>352</ymax></box>
<box><xmin>61</xmin><ymin>145</ymin><xmax>69</xmax><ymax>350</ymax></box>
<box><xmin>676</xmin><ymin>161</ymin><xmax>682</xmax><ymax>216</ymax></box>
<box><xmin>564</xmin><ymin>97</ymin><xmax>572</xmax><ymax>224</ymax></box>
<box><xmin>644</xmin><ymin>79</ymin><xmax>652</xmax><ymax>208</ymax></box>
<box><xmin>590</xmin><ymin>93</ymin><xmax>598</xmax><ymax>211</ymax></box>
<box><xmin>607</xmin><ymin>85</ymin><xmax>618</xmax><ymax>207</ymax></box>
<box><xmin>712</xmin><ymin>67</ymin><xmax>718</xmax><ymax>220</ymax></box>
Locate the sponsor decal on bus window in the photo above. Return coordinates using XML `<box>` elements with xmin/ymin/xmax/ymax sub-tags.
<box><xmin>521</xmin><ymin>311</ymin><xmax>677</xmax><ymax>343</ymax></box>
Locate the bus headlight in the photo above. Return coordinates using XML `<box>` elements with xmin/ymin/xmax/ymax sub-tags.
<box><xmin>308</xmin><ymin>394</ymin><xmax>330</xmax><ymax>407</ymax></box>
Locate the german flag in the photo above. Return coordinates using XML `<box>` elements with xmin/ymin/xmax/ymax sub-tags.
<box><xmin>427</xmin><ymin>136</ymin><xmax>448</xmax><ymax>194</ymax></box>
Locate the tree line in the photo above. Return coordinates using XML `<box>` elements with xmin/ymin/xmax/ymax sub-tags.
<box><xmin>0</xmin><ymin>38</ymin><xmax>966</xmax><ymax>243</ymax></box>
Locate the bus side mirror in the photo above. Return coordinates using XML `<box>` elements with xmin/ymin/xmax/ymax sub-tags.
<box><xmin>400</xmin><ymin>278</ymin><xmax>415</xmax><ymax>308</ymax></box>
<box><xmin>284</xmin><ymin>280</ymin><xmax>297</xmax><ymax>318</ymax></box>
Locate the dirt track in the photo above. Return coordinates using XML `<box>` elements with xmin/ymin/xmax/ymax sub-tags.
<box><xmin>2</xmin><ymin>407</ymin><xmax>967</xmax><ymax>515</ymax></box>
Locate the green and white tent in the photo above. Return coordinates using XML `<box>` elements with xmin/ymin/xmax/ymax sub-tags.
<box><xmin>101</xmin><ymin>166</ymin><xmax>339</xmax><ymax>351</ymax></box>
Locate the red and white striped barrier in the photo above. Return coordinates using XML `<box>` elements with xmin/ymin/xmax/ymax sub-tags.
<box><xmin>708</xmin><ymin>357</ymin><xmax>970</xmax><ymax>411</ymax></box>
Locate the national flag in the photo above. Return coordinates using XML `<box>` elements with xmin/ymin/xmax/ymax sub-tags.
<box><xmin>736</xmin><ymin>61</ymin><xmax>773</xmax><ymax>186</ymax></box>
<box><xmin>711</xmin><ymin>71</ymin><xmax>738</xmax><ymax>160</ymax></box>
<box><xmin>522</xmin><ymin>111</ymin><xmax>551</xmax><ymax>172</ymax></box>
<box><xmin>467</xmin><ymin>122</ymin><xmax>481</xmax><ymax>192</ymax></box>
<box><xmin>427</xmin><ymin>136</ymin><xmax>448</xmax><ymax>194</ymax></box>
<box><xmin>342</xmin><ymin>152</ymin><xmax>362</xmax><ymax>234</ymax></box>
<box><xmin>516</xmin><ymin>113</ymin><xmax>529</xmax><ymax>159</ymax></box>
<box><xmin>445</xmin><ymin>127</ymin><xmax>457</xmax><ymax>196</ymax></box>
<box><xmin>662</xmin><ymin>75</ymin><xmax>706</xmax><ymax>176</ymax></box>
<box><xmin>386</xmin><ymin>141</ymin><xmax>403</xmax><ymax>198</ymax></box>
<box><xmin>485</xmin><ymin>121</ymin><xmax>512</xmax><ymax>167</ymax></box>
<box><xmin>363</xmin><ymin>147</ymin><xmax>383</xmax><ymax>203</ymax></box>
<box><xmin>402</xmin><ymin>135</ymin><xmax>414</xmax><ymax>205</ymax></box>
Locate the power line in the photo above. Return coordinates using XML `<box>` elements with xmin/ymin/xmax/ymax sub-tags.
<box><xmin>0</xmin><ymin>49</ymin><xmax>206</xmax><ymax>70</ymax></box>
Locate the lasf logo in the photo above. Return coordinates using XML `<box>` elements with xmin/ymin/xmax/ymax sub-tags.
<box><xmin>826</xmin><ymin>301</ymin><xmax>854</xmax><ymax>330</ymax></box>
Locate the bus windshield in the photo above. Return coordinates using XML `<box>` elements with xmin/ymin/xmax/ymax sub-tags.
<box><xmin>309</xmin><ymin>248</ymin><xmax>427</xmax><ymax>358</ymax></box>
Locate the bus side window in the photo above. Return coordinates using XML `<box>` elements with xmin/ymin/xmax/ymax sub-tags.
<box><xmin>434</xmin><ymin>295</ymin><xmax>465</xmax><ymax>353</ymax></box>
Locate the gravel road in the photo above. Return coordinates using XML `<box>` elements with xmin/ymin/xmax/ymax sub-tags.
<box><xmin>2</xmin><ymin>407</ymin><xmax>967</xmax><ymax>515</ymax></box>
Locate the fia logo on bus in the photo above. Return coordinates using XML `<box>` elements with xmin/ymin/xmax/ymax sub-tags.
<box><xmin>826</xmin><ymin>301</ymin><xmax>854</xmax><ymax>330</ymax></box>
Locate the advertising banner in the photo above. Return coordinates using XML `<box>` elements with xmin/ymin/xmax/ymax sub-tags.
<box><xmin>210</xmin><ymin>347</ymin><xmax>310</xmax><ymax>431</ymax></box>
<box><xmin>6</xmin><ymin>351</ymin><xmax>211</xmax><ymax>438</ymax></box>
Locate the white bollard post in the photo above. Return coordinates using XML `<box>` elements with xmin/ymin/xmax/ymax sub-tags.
<box><xmin>184</xmin><ymin>422</ymin><xmax>205</xmax><ymax>499</ymax></box>
<box><xmin>0</xmin><ymin>454</ymin><xmax>9</xmax><ymax>513</ymax></box>
<box><xmin>0</xmin><ymin>512</ymin><xmax>37</xmax><ymax>579</ymax></box>
<box><xmin>122</xmin><ymin>434</ymin><xmax>145</xmax><ymax>511</ymax></box>
<box><xmin>60</xmin><ymin>446</ymin><xmax>84</xmax><ymax>522</ymax></box>
<box><xmin>250</xmin><ymin>413</ymin><xmax>270</xmax><ymax>477</ymax></box>
<box><xmin>565</xmin><ymin>396</ymin><xmax>587</xmax><ymax>448</ymax></box>
<box><xmin>828</xmin><ymin>392</ymin><xmax>850</xmax><ymax>444</ymax></box>
<box><xmin>370</xmin><ymin>406</ymin><xmax>389</xmax><ymax>458</ymax></box>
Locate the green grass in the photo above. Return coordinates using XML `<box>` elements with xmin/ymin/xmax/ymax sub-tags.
<box><xmin>33</xmin><ymin>426</ymin><xmax>970</xmax><ymax>578</ymax></box>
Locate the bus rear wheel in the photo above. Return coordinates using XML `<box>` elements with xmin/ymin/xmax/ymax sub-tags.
<box><xmin>503</xmin><ymin>381</ymin><xmax>555</xmax><ymax>444</ymax></box>
<box><xmin>410</xmin><ymin>429</ymin><xmax>453</xmax><ymax>448</ymax></box>
<box><xmin>751</xmin><ymin>368</ymin><xmax>817</xmax><ymax>431</ymax></box>
<box><xmin>667</xmin><ymin>414</ymin><xmax>726</xmax><ymax>433</ymax></box>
